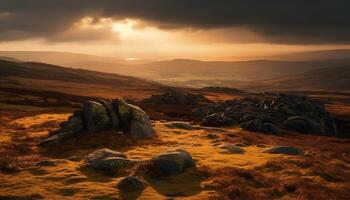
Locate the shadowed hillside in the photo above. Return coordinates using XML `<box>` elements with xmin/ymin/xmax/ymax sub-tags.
<box><xmin>0</xmin><ymin>60</ymin><xmax>161</xmax><ymax>99</ymax></box>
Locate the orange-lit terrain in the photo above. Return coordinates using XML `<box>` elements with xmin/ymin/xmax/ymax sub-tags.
<box><xmin>1</xmin><ymin>1</ymin><xmax>350</xmax><ymax>199</ymax></box>
<box><xmin>1</xmin><ymin>82</ymin><xmax>350</xmax><ymax>199</ymax></box>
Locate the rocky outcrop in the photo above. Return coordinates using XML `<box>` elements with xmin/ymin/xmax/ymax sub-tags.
<box><xmin>148</xmin><ymin>149</ymin><xmax>195</xmax><ymax>177</ymax></box>
<box><xmin>197</xmin><ymin>93</ymin><xmax>338</xmax><ymax>136</ymax></box>
<box><xmin>142</xmin><ymin>89</ymin><xmax>211</xmax><ymax>105</ymax></box>
<box><xmin>39</xmin><ymin>99</ymin><xmax>154</xmax><ymax>146</ymax></box>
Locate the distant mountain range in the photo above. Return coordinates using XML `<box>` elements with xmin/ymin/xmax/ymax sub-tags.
<box><xmin>1</xmin><ymin>50</ymin><xmax>350</xmax><ymax>92</ymax></box>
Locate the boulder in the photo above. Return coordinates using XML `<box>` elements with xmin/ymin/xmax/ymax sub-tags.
<box><xmin>148</xmin><ymin>149</ymin><xmax>195</xmax><ymax>177</ymax></box>
<box><xmin>240</xmin><ymin>119</ymin><xmax>263</xmax><ymax>132</ymax></box>
<box><xmin>117</xmin><ymin>176</ymin><xmax>147</xmax><ymax>192</ymax></box>
<box><xmin>130</xmin><ymin>121</ymin><xmax>154</xmax><ymax>138</ymax></box>
<box><xmin>59</xmin><ymin>111</ymin><xmax>84</xmax><ymax>133</ymax></box>
<box><xmin>84</xmin><ymin>148</ymin><xmax>131</xmax><ymax>175</ymax></box>
<box><xmin>129</xmin><ymin>104</ymin><xmax>154</xmax><ymax>138</ymax></box>
<box><xmin>284</xmin><ymin>116</ymin><xmax>323</xmax><ymax>134</ymax></box>
<box><xmin>262</xmin><ymin>146</ymin><xmax>303</xmax><ymax>155</ymax></box>
<box><xmin>83</xmin><ymin>101</ymin><xmax>111</xmax><ymax>133</ymax></box>
<box><xmin>98</xmin><ymin>99</ymin><xmax>119</xmax><ymax>128</ymax></box>
<box><xmin>117</xmin><ymin>99</ymin><xmax>132</xmax><ymax>128</ymax></box>
<box><xmin>262</xmin><ymin>123</ymin><xmax>280</xmax><ymax>134</ymax></box>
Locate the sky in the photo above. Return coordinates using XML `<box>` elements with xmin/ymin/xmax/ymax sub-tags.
<box><xmin>1</xmin><ymin>0</ymin><xmax>350</xmax><ymax>61</ymax></box>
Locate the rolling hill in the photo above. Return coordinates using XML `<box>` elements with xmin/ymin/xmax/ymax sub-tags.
<box><xmin>237</xmin><ymin>66</ymin><xmax>350</xmax><ymax>91</ymax></box>
<box><xmin>0</xmin><ymin>59</ymin><xmax>161</xmax><ymax>99</ymax></box>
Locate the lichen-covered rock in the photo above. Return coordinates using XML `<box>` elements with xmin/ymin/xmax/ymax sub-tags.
<box><xmin>83</xmin><ymin>101</ymin><xmax>110</xmax><ymax>133</ymax></box>
<box><xmin>130</xmin><ymin>121</ymin><xmax>154</xmax><ymax>138</ymax></box>
<box><xmin>117</xmin><ymin>176</ymin><xmax>147</xmax><ymax>192</ymax></box>
<box><xmin>148</xmin><ymin>149</ymin><xmax>195</xmax><ymax>177</ymax></box>
<box><xmin>98</xmin><ymin>99</ymin><xmax>119</xmax><ymax>128</ymax></box>
<box><xmin>117</xmin><ymin>99</ymin><xmax>132</xmax><ymax>128</ymax></box>
<box><xmin>59</xmin><ymin>111</ymin><xmax>84</xmax><ymax>133</ymax></box>
<box><xmin>84</xmin><ymin>148</ymin><xmax>130</xmax><ymax>175</ymax></box>
<box><xmin>262</xmin><ymin>146</ymin><xmax>303</xmax><ymax>155</ymax></box>
<box><xmin>129</xmin><ymin>104</ymin><xmax>154</xmax><ymax>138</ymax></box>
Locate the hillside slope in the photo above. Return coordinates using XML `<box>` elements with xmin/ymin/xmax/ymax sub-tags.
<box><xmin>0</xmin><ymin>60</ymin><xmax>161</xmax><ymax>99</ymax></box>
<box><xmin>239</xmin><ymin>66</ymin><xmax>350</xmax><ymax>91</ymax></box>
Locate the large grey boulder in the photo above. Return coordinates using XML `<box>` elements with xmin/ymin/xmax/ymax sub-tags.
<box><xmin>83</xmin><ymin>101</ymin><xmax>111</xmax><ymax>133</ymax></box>
<box><xmin>59</xmin><ymin>111</ymin><xmax>84</xmax><ymax>133</ymax></box>
<box><xmin>148</xmin><ymin>149</ymin><xmax>195</xmax><ymax>177</ymax></box>
<box><xmin>129</xmin><ymin>104</ymin><xmax>154</xmax><ymax>138</ymax></box>
<box><xmin>98</xmin><ymin>99</ymin><xmax>119</xmax><ymax>128</ymax></box>
<box><xmin>84</xmin><ymin>148</ymin><xmax>131</xmax><ymax>175</ymax></box>
<box><xmin>117</xmin><ymin>99</ymin><xmax>132</xmax><ymax>128</ymax></box>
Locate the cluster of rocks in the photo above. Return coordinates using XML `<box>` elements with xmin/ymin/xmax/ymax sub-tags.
<box><xmin>142</xmin><ymin>89</ymin><xmax>210</xmax><ymax>105</ymax></box>
<box><xmin>196</xmin><ymin>93</ymin><xmax>338</xmax><ymax>136</ymax></box>
<box><xmin>40</xmin><ymin>99</ymin><xmax>154</xmax><ymax>146</ymax></box>
<box><xmin>82</xmin><ymin>148</ymin><xmax>196</xmax><ymax>193</ymax></box>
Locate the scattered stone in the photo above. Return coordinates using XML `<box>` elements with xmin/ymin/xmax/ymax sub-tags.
<box><xmin>218</xmin><ymin>144</ymin><xmax>245</xmax><ymax>154</ymax></box>
<box><xmin>165</xmin><ymin>121</ymin><xmax>195</xmax><ymax>130</ymax></box>
<box><xmin>262</xmin><ymin>146</ymin><xmax>303</xmax><ymax>155</ymax></box>
<box><xmin>232</xmin><ymin>142</ymin><xmax>251</xmax><ymax>147</ymax></box>
<box><xmin>84</xmin><ymin>148</ymin><xmax>131</xmax><ymax>175</ymax></box>
<box><xmin>148</xmin><ymin>149</ymin><xmax>195</xmax><ymax>177</ymax></box>
<box><xmin>117</xmin><ymin>176</ymin><xmax>147</xmax><ymax>192</ymax></box>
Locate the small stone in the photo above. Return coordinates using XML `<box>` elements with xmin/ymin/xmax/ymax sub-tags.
<box><xmin>117</xmin><ymin>176</ymin><xmax>147</xmax><ymax>192</ymax></box>
<box><xmin>262</xmin><ymin>146</ymin><xmax>303</xmax><ymax>155</ymax></box>
<box><xmin>148</xmin><ymin>149</ymin><xmax>195</xmax><ymax>177</ymax></box>
<box><xmin>218</xmin><ymin>144</ymin><xmax>245</xmax><ymax>154</ymax></box>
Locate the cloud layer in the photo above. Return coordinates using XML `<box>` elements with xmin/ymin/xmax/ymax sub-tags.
<box><xmin>1</xmin><ymin>0</ymin><xmax>350</xmax><ymax>44</ymax></box>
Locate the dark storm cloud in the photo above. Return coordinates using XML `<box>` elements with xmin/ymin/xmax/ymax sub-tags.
<box><xmin>0</xmin><ymin>0</ymin><xmax>350</xmax><ymax>43</ymax></box>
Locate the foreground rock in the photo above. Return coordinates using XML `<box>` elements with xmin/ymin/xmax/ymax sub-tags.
<box><xmin>262</xmin><ymin>146</ymin><xmax>303</xmax><ymax>155</ymax></box>
<box><xmin>83</xmin><ymin>148</ymin><xmax>132</xmax><ymax>175</ymax></box>
<box><xmin>40</xmin><ymin>99</ymin><xmax>154</xmax><ymax>146</ymax></box>
<box><xmin>148</xmin><ymin>149</ymin><xmax>195</xmax><ymax>177</ymax></box>
<box><xmin>197</xmin><ymin>93</ymin><xmax>337</xmax><ymax>136</ymax></box>
<box><xmin>117</xmin><ymin>176</ymin><xmax>147</xmax><ymax>192</ymax></box>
